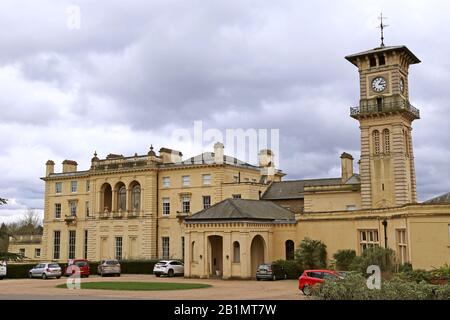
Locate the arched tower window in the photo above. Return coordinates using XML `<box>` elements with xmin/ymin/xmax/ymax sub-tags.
<box><xmin>372</xmin><ymin>130</ymin><xmax>380</xmax><ymax>155</ymax></box>
<box><xmin>131</xmin><ymin>184</ymin><xmax>141</xmax><ymax>212</ymax></box>
<box><xmin>118</xmin><ymin>186</ymin><xmax>126</xmax><ymax>211</ymax></box>
<box><xmin>233</xmin><ymin>241</ymin><xmax>240</xmax><ymax>263</ymax></box>
<box><xmin>383</xmin><ymin>129</ymin><xmax>390</xmax><ymax>154</ymax></box>
<box><xmin>285</xmin><ymin>240</ymin><xmax>295</xmax><ymax>260</ymax></box>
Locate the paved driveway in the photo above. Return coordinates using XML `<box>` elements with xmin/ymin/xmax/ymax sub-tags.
<box><xmin>0</xmin><ymin>275</ymin><xmax>306</xmax><ymax>300</ymax></box>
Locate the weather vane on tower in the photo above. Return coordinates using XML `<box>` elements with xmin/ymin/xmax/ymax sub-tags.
<box><xmin>378</xmin><ymin>12</ymin><xmax>389</xmax><ymax>47</ymax></box>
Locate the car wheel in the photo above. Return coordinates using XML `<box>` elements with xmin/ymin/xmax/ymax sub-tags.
<box><xmin>256</xmin><ymin>277</ymin><xmax>261</xmax><ymax>281</ymax></box>
<box><xmin>302</xmin><ymin>285</ymin><xmax>311</xmax><ymax>296</ymax></box>
<box><xmin>0</xmin><ymin>277</ymin><xmax>3</xmax><ymax>280</ymax></box>
<box><xmin>42</xmin><ymin>273</ymin><xmax>47</xmax><ymax>280</ymax></box>
<box><xmin>117</xmin><ymin>273</ymin><xmax>121</xmax><ymax>277</ymax></box>
<box><xmin>168</xmin><ymin>269</ymin><xmax>174</xmax><ymax>277</ymax></box>
<box><xmin>56</xmin><ymin>276</ymin><xmax>61</xmax><ymax>279</ymax></box>
<box><xmin>155</xmin><ymin>274</ymin><xmax>160</xmax><ymax>277</ymax></box>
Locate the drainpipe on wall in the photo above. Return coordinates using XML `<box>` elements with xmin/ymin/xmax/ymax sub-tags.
<box><xmin>382</xmin><ymin>219</ymin><xmax>388</xmax><ymax>249</ymax></box>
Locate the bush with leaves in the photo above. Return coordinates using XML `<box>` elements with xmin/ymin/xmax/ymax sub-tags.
<box><xmin>295</xmin><ymin>238</ymin><xmax>327</xmax><ymax>270</ymax></box>
<box><xmin>333</xmin><ymin>249</ymin><xmax>356</xmax><ymax>271</ymax></box>
<box><xmin>273</xmin><ymin>259</ymin><xmax>303</xmax><ymax>279</ymax></box>
<box><xmin>349</xmin><ymin>246</ymin><xmax>395</xmax><ymax>274</ymax></box>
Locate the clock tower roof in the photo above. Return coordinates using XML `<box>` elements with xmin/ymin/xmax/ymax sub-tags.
<box><xmin>345</xmin><ymin>45</ymin><xmax>421</xmax><ymax>67</ymax></box>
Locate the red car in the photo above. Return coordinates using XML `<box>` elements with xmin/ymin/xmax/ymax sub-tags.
<box><xmin>298</xmin><ymin>269</ymin><xmax>343</xmax><ymax>295</ymax></box>
<box><xmin>64</xmin><ymin>259</ymin><xmax>90</xmax><ymax>278</ymax></box>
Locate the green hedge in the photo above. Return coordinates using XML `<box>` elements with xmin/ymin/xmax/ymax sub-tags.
<box><xmin>273</xmin><ymin>260</ymin><xmax>304</xmax><ymax>279</ymax></box>
<box><xmin>3</xmin><ymin>260</ymin><xmax>161</xmax><ymax>279</ymax></box>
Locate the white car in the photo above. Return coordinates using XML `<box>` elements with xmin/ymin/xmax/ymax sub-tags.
<box><xmin>29</xmin><ymin>262</ymin><xmax>62</xmax><ymax>279</ymax></box>
<box><xmin>153</xmin><ymin>260</ymin><xmax>184</xmax><ymax>277</ymax></box>
<box><xmin>0</xmin><ymin>261</ymin><xmax>6</xmax><ymax>280</ymax></box>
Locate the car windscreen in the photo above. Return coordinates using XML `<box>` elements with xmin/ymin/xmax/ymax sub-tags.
<box><xmin>106</xmin><ymin>260</ymin><xmax>119</xmax><ymax>265</ymax></box>
<box><xmin>49</xmin><ymin>264</ymin><xmax>60</xmax><ymax>268</ymax></box>
<box><xmin>258</xmin><ymin>265</ymin><xmax>270</xmax><ymax>270</ymax></box>
<box><xmin>75</xmin><ymin>261</ymin><xmax>88</xmax><ymax>267</ymax></box>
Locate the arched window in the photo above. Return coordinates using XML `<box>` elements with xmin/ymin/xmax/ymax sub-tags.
<box><xmin>372</xmin><ymin>130</ymin><xmax>380</xmax><ymax>155</ymax></box>
<box><xmin>233</xmin><ymin>241</ymin><xmax>240</xmax><ymax>263</ymax></box>
<box><xmin>118</xmin><ymin>186</ymin><xmax>126</xmax><ymax>211</ymax></box>
<box><xmin>285</xmin><ymin>240</ymin><xmax>295</xmax><ymax>260</ymax></box>
<box><xmin>383</xmin><ymin>129</ymin><xmax>390</xmax><ymax>154</ymax></box>
<box><xmin>131</xmin><ymin>185</ymin><xmax>141</xmax><ymax>212</ymax></box>
<box><xmin>191</xmin><ymin>241</ymin><xmax>196</xmax><ymax>263</ymax></box>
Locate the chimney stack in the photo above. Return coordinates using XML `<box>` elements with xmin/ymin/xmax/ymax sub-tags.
<box><xmin>62</xmin><ymin>160</ymin><xmax>78</xmax><ymax>173</ymax></box>
<box><xmin>45</xmin><ymin>160</ymin><xmax>55</xmax><ymax>177</ymax></box>
<box><xmin>159</xmin><ymin>148</ymin><xmax>182</xmax><ymax>164</ymax></box>
<box><xmin>340</xmin><ymin>152</ymin><xmax>354</xmax><ymax>183</ymax></box>
<box><xmin>214</xmin><ymin>142</ymin><xmax>224</xmax><ymax>164</ymax></box>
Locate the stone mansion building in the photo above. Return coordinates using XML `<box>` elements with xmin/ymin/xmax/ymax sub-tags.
<box><xmin>20</xmin><ymin>42</ymin><xmax>449</xmax><ymax>279</ymax></box>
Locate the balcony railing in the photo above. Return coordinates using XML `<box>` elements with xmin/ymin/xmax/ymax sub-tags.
<box><xmin>350</xmin><ymin>101</ymin><xmax>420</xmax><ymax>119</ymax></box>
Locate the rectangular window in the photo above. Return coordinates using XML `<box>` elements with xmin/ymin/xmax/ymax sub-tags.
<box><xmin>232</xmin><ymin>194</ymin><xmax>241</xmax><ymax>199</ymax></box>
<box><xmin>396</xmin><ymin>229</ymin><xmax>408</xmax><ymax>264</ymax></box>
<box><xmin>162</xmin><ymin>237</ymin><xmax>170</xmax><ymax>260</ymax></box>
<box><xmin>203</xmin><ymin>195</ymin><xmax>211</xmax><ymax>209</ymax></box>
<box><xmin>85</xmin><ymin>201</ymin><xmax>90</xmax><ymax>217</ymax></box>
<box><xmin>182</xmin><ymin>175</ymin><xmax>190</xmax><ymax>187</ymax></box>
<box><xmin>19</xmin><ymin>248</ymin><xmax>25</xmax><ymax>257</ymax></box>
<box><xmin>55</xmin><ymin>203</ymin><xmax>61</xmax><ymax>219</ymax></box>
<box><xmin>86</xmin><ymin>180</ymin><xmax>90</xmax><ymax>192</ymax></box>
<box><xmin>346</xmin><ymin>205</ymin><xmax>356</xmax><ymax>211</ymax></box>
<box><xmin>115</xmin><ymin>236</ymin><xmax>123</xmax><ymax>260</ymax></box>
<box><xmin>181</xmin><ymin>236</ymin><xmax>185</xmax><ymax>261</ymax></box>
<box><xmin>68</xmin><ymin>230</ymin><xmax>76</xmax><ymax>259</ymax></box>
<box><xmin>162</xmin><ymin>198</ymin><xmax>170</xmax><ymax>216</ymax></box>
<box><xmin>162</xmin><ymin>177</ymin><xmax>170</xmax><ymax>188</ymax></box>
<box><xmin>53</xmin><ymin>231</ymin><xmax>61</xmax><ymax>260</ymax></box>
<box><xmin>35</xmin><ymin>248</ymin><xmax>41</xmax><ymax>258</ymax></box>
<box><xmin>71</xmin><ymin>181</ymin><xmax>77</xmax><ymax>193</ymax></box>
<box><xmin>84</xmin><ymin>230</ymin><xmax>88</xmax><ymax>260</ymax></box>
<box><xmin>70</xmin><ymin>201</ymin><xmax>77</xmax><ymax>216</ymax></box>
<box><xmin>55</xmin><ymin>182</ymin><xmax>62</xmax><ymax>194</ymax></box>
<box><xmin>182</xmin><ymin>196</ymin><xmax>190</xmax><ymax>213</ymax></box>
<box><xmin>202</xmin><ymin>174</ymin><xmax>212</xmax><ymax>185</ymax></box>
<box><xmin>359</xmin><ymin>229</ymin><xmax>379</xmax><ymax>253</ymax></box>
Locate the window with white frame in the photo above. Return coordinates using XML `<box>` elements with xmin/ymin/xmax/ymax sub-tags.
<box><xmin>53</xmin><ymin>231</ymin><xmax>61</xmax><ymax>260</ymax></box>
<box><xmin>182</xmin><ymin>175</ymin><xmax>190</xmax><ymax>187</ymax></box>
<box><xmin>68</xmin><ymin>230</ymin><xmax>76</xmax><ymax>259</ymax></box>
<box><xmin>55</xmin><ymin>182</ymin><xmax>62</xmax><ymax>194</ymax></box>
<box><xmin>203</xmin><ymin>196</ymin><xmax>211</xmax><ymax>209</ymax></box>
<box><xmin>359</xmin><ymin>229</ymin><xmax>379</xmax><ymax>252</ymax></box>
<box><xmin>202</xmin><ymin>174</ymin><xmax>212</xmax><ymax>185</ymax></box>
<box><xmin>396</xmin><ymin>229</ymin><xmax>408</xmax><ymax>264</ymax></box>
<box><xmin>162</xmin><ymin>237</ymin><xmax>170</xmax><ymax>260</ymax></box>
<box><xmin>346</xmin><ymin>205</ymin><xmax>356</xmax><ymax>211</ymax></box>
<box><xmin>34</xmin><ymin>248</ymin><xmax>41</xmax><ymax>258</ymax></box>
<box><xmin>182</xmin><ymin>196</ymin><xmax>190</xmax><ymax>213</ymax></box>
<box><xmin>55</xmin><ymin>203</ymin><xmax>61</xmax><ymax>219</ymax></box>
<box><xmin>69</xmin><ymin>201</ymin><xmax>77</xmax><ymax>216</ymax></box>
<box><xmin>71</xmin><ymin>181</ymin><xmax>77</xmax><ymax>193</ymax></box>
<box><xmin>115</xmin><ymin>236</ymin><xmax>123</xmax><ymax>260</ymax></box>
<box><xmin>85</xmin><ymin>201</ymin><xmax>90</xmax><ymax>217</ymax></box>
<box><xmin>162</xmin><ymin>198</ymin><xmax>170</xmax><ymax>216</ymax></box>
<box><xmin>19</xmin><ymin>248</ymin><xmax>25</xmax><ymax>257</ymax></box>
<box><xmin>162</xmin><ymin>177</ymin><xmax>170</xmax><ymax>188</ymax></box>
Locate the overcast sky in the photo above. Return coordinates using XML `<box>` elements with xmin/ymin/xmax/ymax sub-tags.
<box><xmin>1</xmin><ymin>0</ymin><xmax>450</xmax><ymax>223</ymax></box>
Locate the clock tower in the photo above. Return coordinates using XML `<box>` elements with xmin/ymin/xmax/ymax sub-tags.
<box><xmin>346</xmin><ymin>45</ymin><xmax>420</xmax><ymax>209</ymax></box>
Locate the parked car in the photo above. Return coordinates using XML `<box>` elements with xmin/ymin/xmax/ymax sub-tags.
<box><xmin>153</xmin><ymin>260</ymin><xmax>184</xmax><ymax>277</ymax></box>
<box><xmin>65</xmin><ymin>259</ymin><xmax>90</xmax><ymax>277</ymax></box>
<box><xmin>256</xmin><ymin>263</ymin><xmax>287</xmax><ymax>281</ymax></box>
<box><xmin>0</xmin><ymin>261</ymin><xmax>6</xmax><ymax>280</ymax></box>
<box><xmin>29</xmin><ymin>263</ymin><xmax>62</xmax><ymax>279</ymax></box>
<box><xmin>97</xmin><ymin>259</ymin><xmax>121</xmax><ymax>277</ymax></box>
<box><xmin>298</xmin><ymin>269</ymin><xmax>343</xmax><ymax>295</ymax></box>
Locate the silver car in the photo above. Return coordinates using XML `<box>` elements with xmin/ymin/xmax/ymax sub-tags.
<box><xmin>97</xmin><ymin>259</ymin><xmax>121</xmax><ymax>277</ymax></box>
<box><xmin>29</xmin><ymin>263</ymin><xmax>62</xmax><ymax>279</ymax></box>
<box><xmin>0</xmin><ymin>261</ymin><xmax>6</xmax><ymax>280</ymax></box>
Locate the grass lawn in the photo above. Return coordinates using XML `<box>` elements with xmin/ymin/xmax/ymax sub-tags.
<box><xmin>56</xmin><ymin>281</ymin><xmax>212</xmax><ymax>291</ymax></box>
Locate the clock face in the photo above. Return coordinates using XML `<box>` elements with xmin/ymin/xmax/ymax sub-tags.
<box><xmin>400</xmin><ymin>78</ymin><xmax>404</xmax><ymax>93</ymax></box>
<box><xmin>372</xmin><ymin>77</ymin><xmax>387</xmax><ymax>92</ymax></box>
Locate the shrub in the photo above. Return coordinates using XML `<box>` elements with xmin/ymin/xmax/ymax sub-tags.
<box><xmin>397</xmin><ymin>262</ymin><xmax>413</xmax><ymax>273</ymax></box>
<box><xmin>431</xmin><ymin>263</ymin><xmax>450</xmax><ymax>278</ymax></box>
<box><xmin>119</xmin><ymin>259</ymin><xmax>159</xmax><ymax>274</ymax></box>
<box><xmin>3</xmin><ymin>263</ymin><xmax>37</xmax><ymax>279</ymax></box>
<box><xmin>273</xmin><ymin>260</ymin><xmax>303</xmax><ymax>279</ymax></box>
<box><xmin>349</xmin><ymin>246</ymin><xmax>395</xmax><ymax>274</ymax></box>
<box><xmin>333</xmin><ymin>249</ymin><xmax>356</xmax><ymax>271</ymax></box>
<box><xmin>295</xmin><ymin>238</ymin><xmax>327</xmax><ymax>270</ymax></box>
<box><xmin>312</xmin><ymin>272</ymin><xmax>450</xmax><ymax>300</ymax></box>
<box><xmin>397</xmin><ymin>269</ymin><xmax>431</xmax><ymax>284</ymax></box>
